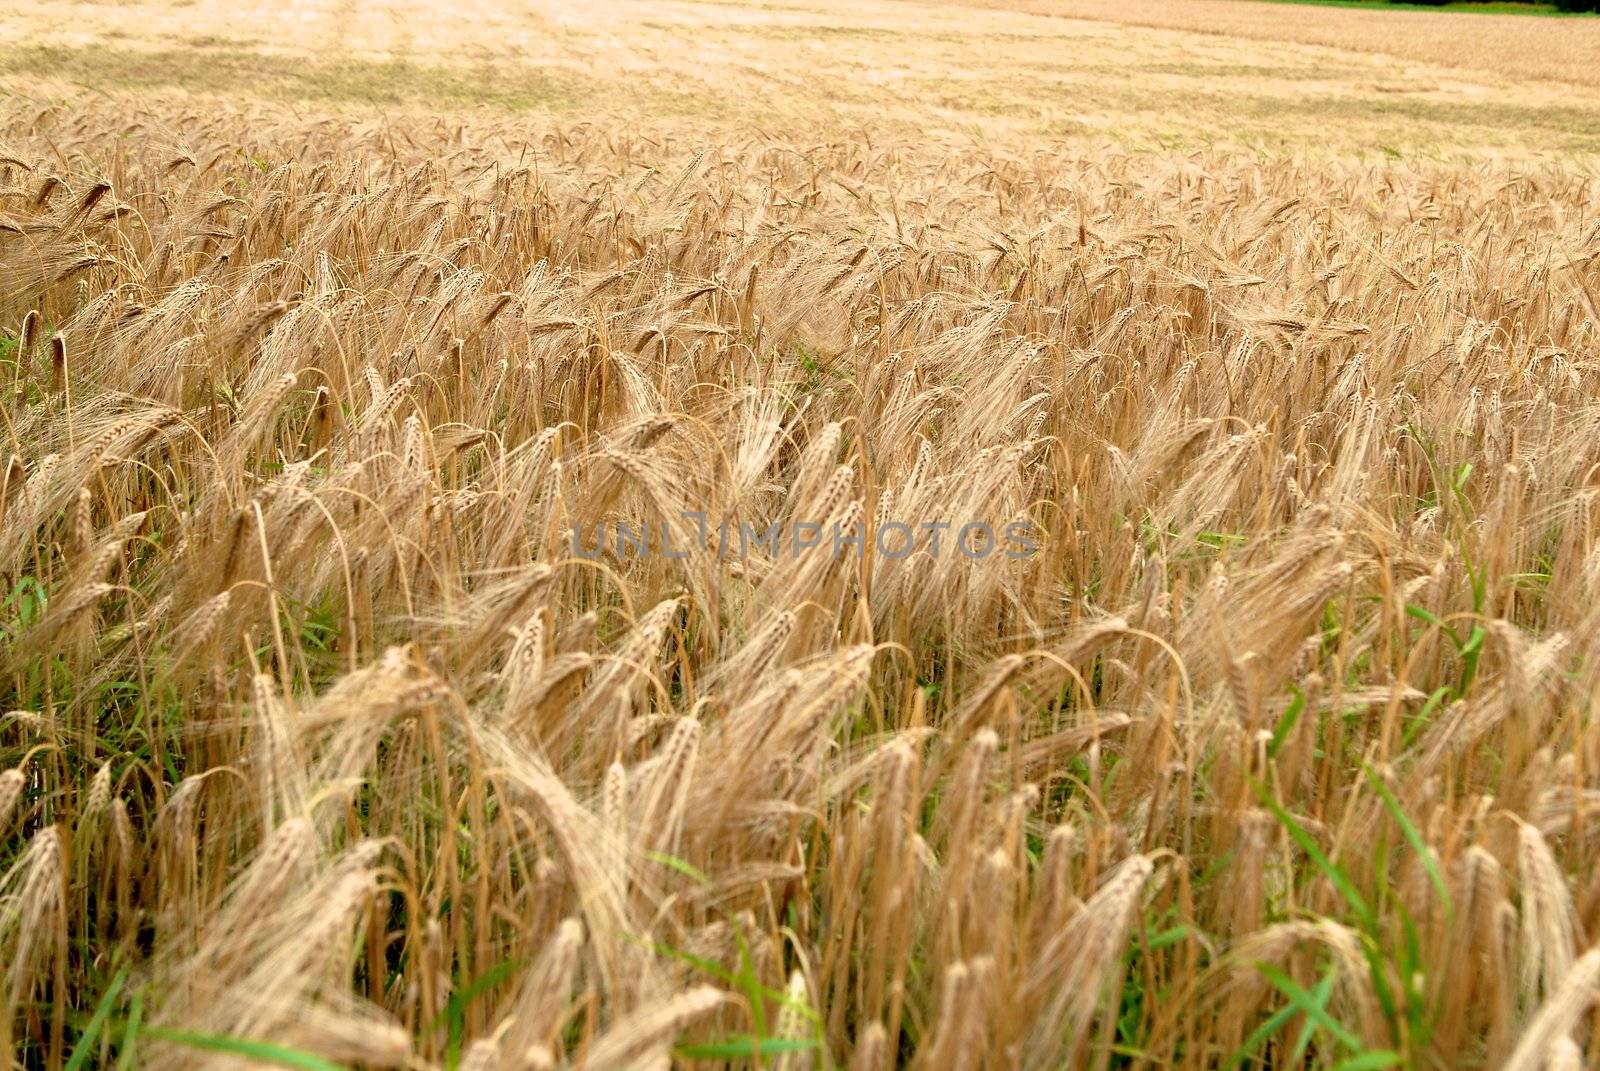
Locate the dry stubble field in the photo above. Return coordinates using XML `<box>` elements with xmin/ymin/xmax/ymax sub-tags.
<box><xmin>3</xmin><ymin>0</ymin><xmax>1600</xmax><ymax>1068</ymax></box>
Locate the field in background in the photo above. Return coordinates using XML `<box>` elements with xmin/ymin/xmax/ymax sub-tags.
<box><xmin>4</xmin><ymin>1</ymin><xmax>1600</xmax><ymax>1070</ymax></box>
<box><xmin>1259</xmin><ymin>2</ymin><xmax>1565</xmax><ymax>15</ymax></box>
<box><xmin>934</xmin><ymin>0</ymin><xmax>1600</xmax><ymax>89</ymax></box>
<box><xmin>4</xmin><ymin>0</ymin><xmax>1600</xmax><ymax>152</ymax></box>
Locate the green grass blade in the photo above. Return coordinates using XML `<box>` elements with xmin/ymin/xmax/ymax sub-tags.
<box><xmin>1403</xmin><ymin>603</ymin><xmax>1460</xmax><ymax>648</ymax></box>
<box><xmin>1290</xmin><ymin>965</ymin><xmax>1338</xmax><ymax>1064</ymax></box>
<box><xmin>141</xmin><ymin>1027</ymin><xmax>349</xmax><ymax>1071</ymax></box>
<box><xmin>1355</xmin><ymin>931</ymin><xmax>1401</xmax><ymax>1028</ymax></box>
<box><xmin>1365</xmin><ymin>765</ymin><xmax>1451</xmax><ymax>914</ymax></box>
<box><xmin>1458</xmin><ymin>626</ymin><xmax>1486</xmax><ymax>691</ymax></box>
<box><xmin>65</xmin><ymin>969</ymin><xmax>126</xmax><ymax>1071</ymax></box>
<box><xmin>675</xmin><ymin>1036</ymin><xmax>819</xmax><ymax>1059</ymax></box>
<box><xmin>1256</xmin><ymin>962</ymin><xmax>1363</xmax><ymax>1053</ymax></box>
<box><xmin>1146</xmin><ymin>924</ymin><xmax>1192</xmax><ymax>951</ymax></box>
<box><xmin>1268</xmin><ymin>684</ymin><xmax>1306</xmax><ymax>758</ymax></box>
<box><xmin>426</xmin><ymin>955</ymin><xmax>524</xmax><ymax>1033</ymax></box>
<box><xmin>732</xmin><ymin>921</ymin><xmax>769</xmax><ymax>1042</ymax></box>
<box><xmin>646</xmin><ymin>850</ymin><xmax>714</xmax><ymax>888</ymax></box>
<box><xmin>1224</xmin><ymin>999</ymin><xmax>1301</xmax><ymax>1069</ymax></box>
<box><xmin>1254</xmin><ymin>782</ymin><xmax>1373</xmax><ymax>929</ymax></box>
<box><xmin>1331</xmin><ymin>1051</ymin><xmax>1404</xmax><ymax>1071</ymax></box>
<box><xmin>1402</xmin><ymin>686</ymin><xmax>1450</xmax><ymax>748</ymax></box>
<box><xmin>114</xmin><ymin>992</ymin><xmax>143</xmax><ymax>1071</ymax></box>
<box><xmin>433</xmin><ymin>956</ymin><xmax>524</xmax><ymax>1069</ymax></box>
<box><xmin>651</xmin><ymin>939</ymin><xmax>739</xmax><ymax>985</ymax></box>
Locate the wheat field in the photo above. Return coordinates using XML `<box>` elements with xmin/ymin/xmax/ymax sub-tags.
<box><xmin>3</xmin><ymin>1</ymin><xmax>1600</xmax><ymax>1069</ymax></box>
<box><xmin>936</xmin><ymin>0</ymin><xmax>1600</xmax><ymax>89</ymax></box>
